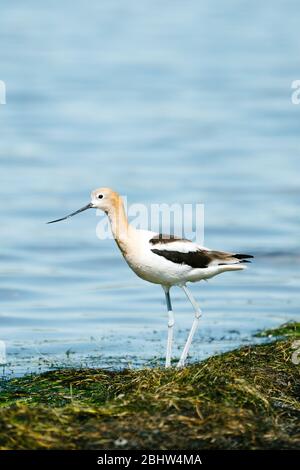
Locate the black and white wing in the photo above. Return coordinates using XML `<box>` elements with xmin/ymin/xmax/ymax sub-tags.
<box><xmin>149</xmin><ymin>234</ymin><xmax>253</xmax><ymax>269</ymax></box>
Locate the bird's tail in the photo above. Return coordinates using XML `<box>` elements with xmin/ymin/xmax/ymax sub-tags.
<box><xmin>233</xmin><ymin>253</ymin><xmax>254</xmax><ymax>264</ymax></box>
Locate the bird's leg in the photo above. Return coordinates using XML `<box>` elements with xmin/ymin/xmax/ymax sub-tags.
<box><xmin>177</xmin><ymin>285</ymin><xmax>202</xmax><ymax>368</ymax></box>
<box><xmin>163</xmin><ymin>286</ymin><xmax>174</xmax><ymax>368</ymax></box>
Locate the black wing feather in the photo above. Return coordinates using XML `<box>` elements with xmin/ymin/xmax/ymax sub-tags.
<box><xmin>151</xmin><ymin>248</ymin><xmax>254</xmax><ymax>268</ymax></box>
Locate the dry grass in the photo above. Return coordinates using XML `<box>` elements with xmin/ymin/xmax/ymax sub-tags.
<box><xmin>0</xmin><ymin>323</ymin><xmax>299</xmax><ymax>450</ymax></box>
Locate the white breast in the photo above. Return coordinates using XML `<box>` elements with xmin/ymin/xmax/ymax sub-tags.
<box><xmin>119</xmin><ymin>230</ymin><xmax>195</xmax><ymax>285</ymax></box>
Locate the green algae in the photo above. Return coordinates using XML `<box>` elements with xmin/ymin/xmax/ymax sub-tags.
<box><xmin>0</xmin><ymin>324</ymin><xmax>299</xmax><ymax>450</ymax></box>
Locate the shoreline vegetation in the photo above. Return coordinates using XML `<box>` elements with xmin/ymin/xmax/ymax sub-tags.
<box><xmin>0</xmin><ymin>323</ymin><xmax>299</xmax><ymax>450</ymax></box>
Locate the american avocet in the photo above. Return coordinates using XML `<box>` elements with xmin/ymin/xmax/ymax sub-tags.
<box><xmin>48</xmin><ymin>188</ymin><xmax>253</xmax><ymax>368</ymax></box>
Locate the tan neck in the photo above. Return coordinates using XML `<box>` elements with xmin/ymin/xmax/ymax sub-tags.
<box><xmin>107</xmin><ymin>197</ymin><xmax>132</xmax><ymax>252</ymax></box>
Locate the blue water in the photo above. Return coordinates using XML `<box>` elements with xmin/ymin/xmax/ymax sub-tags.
<box><xmin>0</xmin><ymin>0</ymin><xmax>300</xmax><ymax>376</ymax></box>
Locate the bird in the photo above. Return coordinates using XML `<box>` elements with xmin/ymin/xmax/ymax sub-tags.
<box><xmin>47</xmin><ymin>187</ymin><xmax>253</xmax><ymax>368</ymax></box>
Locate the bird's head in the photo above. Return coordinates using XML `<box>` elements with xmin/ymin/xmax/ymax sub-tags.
<box><xmin>90</xmin><ymin>187</ymin><xmax>121</xmax><ymax>213</ymax></box>
<box><xmin>47</xmin><ymin>187</ymin><xmax>121</xmax><ymax>224</ymax></box>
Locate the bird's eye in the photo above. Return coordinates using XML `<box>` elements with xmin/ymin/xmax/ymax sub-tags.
<box><xmin>98</xmin><ymin>194</ymin><xmax>103</xmax><ymax>199</ymax></box>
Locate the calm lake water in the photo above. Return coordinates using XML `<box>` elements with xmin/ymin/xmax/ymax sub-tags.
<box><xmin>0</xmin><ymin>1</ymin><xmax>300</xmax><ymax>376</ymax></box>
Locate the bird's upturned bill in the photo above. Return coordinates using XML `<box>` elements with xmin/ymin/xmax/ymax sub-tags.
<box><xmin>47</xmin><ymin>203</ymin><xmax>93</xmax><ymax>224</ymax></box>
